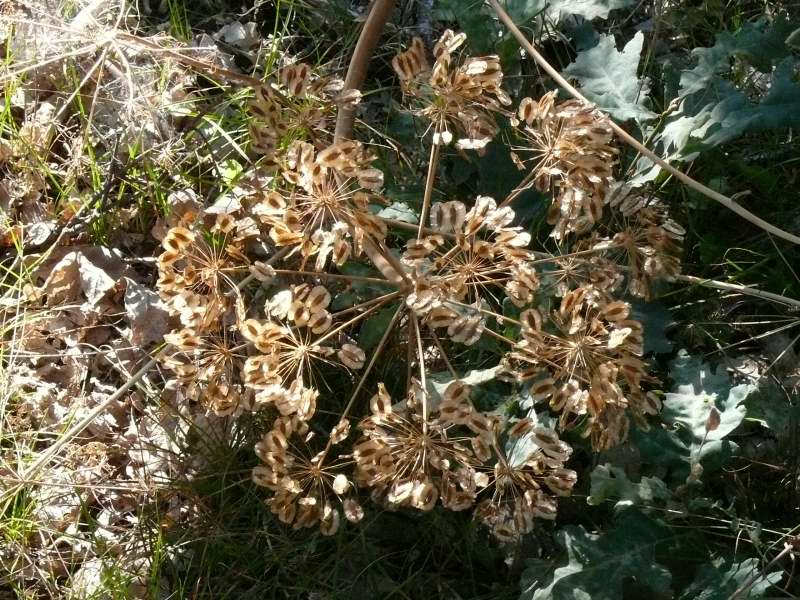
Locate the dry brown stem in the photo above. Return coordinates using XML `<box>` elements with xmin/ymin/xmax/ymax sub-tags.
<box><xmin>333</xmin><ymin>0</ymin><xmax>396</xmax><ymax>142</ymax></box>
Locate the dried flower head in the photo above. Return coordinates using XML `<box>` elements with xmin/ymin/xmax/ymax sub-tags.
<box><xmin>599</xmin><ymin>183</ymin><xmax>685</xmax><ymax>299</ymax></box>
<box><xmin>240</xmin><ymin>284</ymin><xmax>366</xmax><ymax>420</ymax></box>
<box><xmin>512</xmin><ymin>91</ymin><xmax>617</xmax><ymax>239</ymax></box>
<box><xmin>354</xmin><ymin>382</ymin><xmax>481</xmax><ymax>511</ymax></box>
<box><xmin>157</xmin><ymin>214</ymin><xmax>251</xmax><ymax>329</ymax></box>
<box><xmin>249</xmin><ymin>62</ymin><xmax>360</xmax><ymax>165</ymax></box>
<box><xmin>253</xmin><ymin>415</ymin><xmax>363</xmax><ymax>535</ymax></box>
<box><xmin>507</xmin><ymin>286</ymin><xmax>659</xmax><ymax>449</ymax></box>
<box><xmin>403</xmin><ymin>197</ymin><xmax>535</xmax><ymax>345</ymax></box>
<box><xmin>251</xmin><ymin>140</ymin><xmax>386</xmax><ymax>271</ymax></box>
<box><xmin>393</xmin><ymin>30</ymin><xmax>511</xmax><ymax>149</ymax></box>
<box><xmin>162</xmin><ymin>323</ymin><xmax>249</xmax><ymax>416</ymax></box>
<box><xmin>474</xmin><ymin>423</ymin><xmax>575</xmax><ymax>542</ymax></box>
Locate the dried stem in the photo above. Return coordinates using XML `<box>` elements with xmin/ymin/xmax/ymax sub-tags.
<box><xmin>273</xmin><ymin>269</ymin><xmax>397</xmax><ymax>286</ymax></box>
<box><xmin>487</xmin><ymin>0</ymin><xmax>800</xmax><ymax>246</ymax></box>
<box><xmin>324</xmin><ymin>302</ymin><xmax>404</xmax><ymax>457</ymax></box>
<box><xmin>333</xmin><ymin>0</ymin><xmax>396</xmax><ymax>142</ymax></box>
<box><xmin>315</xmin><ymin>291</ymin><xmax>400</xmax><ymax>345</ymax></box>
<box><xmin>728</xmin><ymin>540</ymin><xmax>796</xmax><ymax>600</ymax></box>
<box><xmin>410</xmin><ymin>313</ymin><xmax>429</xmax><ymax>432</ymax></box>
<box><xmin>677</xmin><ymin>275</ymin><xmax>800</xmax><ymax>309</ymax></box>
<box><xmin>417</xmin><ymin>142</ymin><xmax>441</xmax><ymax>238</ymax></box>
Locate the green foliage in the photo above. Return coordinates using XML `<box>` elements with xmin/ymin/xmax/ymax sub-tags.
<box><xmin>634</xmin><ymin>350</ymin><xmax>755</xmax><ymax>477</ymax></box>
<box><xmin>586</xmin><ymin>464</ymin><xmax>670</xmax><ymax>511</ymax></box>
<box><xmin>633</xmin><ymin>15</ymin><xmax>800</xmax><ymax>179</ymax></box>
<box><xmin>630</xmin><ymin>300</ymin><xmax>676</xmax><ymax>355</ymax></box>
<box><xmin>520</xmin><ymin>510</ymin><xmax>673</xmax><ymax>600</ymax></box>
<box><xmin>678</xmin><ymin>557</ymin><xmax>783</xmax><ymax>600</ymax></box>
<box><xmin>563</xmin><ymin>32</ymin><xmax>656</xmax><ymax>123</ymax></box>
<box><xmin>745</xmin><ymin>381</ymin><xmax>800</xmax><ymax>444</ymax></box>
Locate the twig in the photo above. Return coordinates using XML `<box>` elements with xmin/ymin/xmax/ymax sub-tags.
<box><xmin>334</xmin><ymin>0</ymin><xmax>396</xmax><ymax>142</ymax></box>
<box><xmin>728</xmin><ymin>539</ymin><xmax>796</xmax><ymax>599</ymax></box>
<box><xmin>486</xmin><ymin>0</ymin><xmax>800</xmax><ymax>247</ymax></box>
<box><xmin>677</xmin><ymin>275</ymin><xmax>800</xmax><ymax>309</ymax></box>
<box><xmin>417</xmin><ymin>142</ymin><xmax>440</xmax><ymax>238</ymax></box>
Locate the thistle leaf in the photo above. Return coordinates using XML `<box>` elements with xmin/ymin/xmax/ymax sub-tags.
<box><xmin>520</xmin><ymin>510</ymin><xmax>673</xmax><ymax>600</ymax></box>
<box><xmin>586</xmin><ymin>464</ymin><xmax>670</xmax><ymax>511</ymax></box>
<box><xmin>563</xmin><ymin>32</ymin><xmax>656</xmax><ymax>123</ymax></box>
<box><xmin>678</xmin><ymin>557</ymin><xmax>782</xmax><ymax>599</ymax></box>
<box><xmin>632</xmin><ymin>350</ymin><xmax>756</xmax><ymax>476</ymax></box>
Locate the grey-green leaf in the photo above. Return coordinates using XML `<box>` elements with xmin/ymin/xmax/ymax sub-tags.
<box><xmin>586</xmin><ymin>464</ymin><xmax>670</xmax><ymax>511</ymax></box>
<box><xmin>632</xmin><ymin>351</ymin><xmax>756</xmax><ymax>477</ymax></box>
<box><xmin>520</xmin><ymin>510</ymin><xmax>672</xmax><ymax>600</ymax></box>
<box><xmin>563</xmin><ymin>32</ymin><xmax>656</xmax><ymax>123</ymax></box>
<box><xmin>679</xmin><ymin>557</ymin><xmax>782</xmax><ymax>599</ymax></box>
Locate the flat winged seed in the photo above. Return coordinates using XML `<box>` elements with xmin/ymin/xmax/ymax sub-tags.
<box><xmin>443</xmin><ymin>380</ymin><xmax>471</xmax><ymax>404</ymax></box>
<box><xmin>250</xmin><ymin>261</ymin><xmax>276</xmax><ymax>282</ymax></box>
<box><xmin>330</xmin><ymin>419</ymin><xmax>350</xmax><ymax>444</ymax></box>
<box><xmin>411</xmin><ymin>481</ymin><xmax>438</xmax><ymax>511</ymax></box>
<box><xmin>393</xmin><ymin>36</ymin><xmax>428</xmax><ymax>81</ymax></box>
<box><xmin>433</xmin><ymin>129</ymin><xmax>453</xmax><ymax>146</ymax></box>
<box><xmin>306</xmin><ymin>286</ymin><xmax>331</xmax><ymax>311</ymax></box>
<box><xmin>434</xmin><ymin>29</ymin><xmax>466</xmax><ymax>56</ymax></box>
<box><xmin>280</xmin><ymin>63</ymin><xmax>310</xmax><ymax>96</ymax></box>
<box><xmin>388</xmin><ymin>479</ymin><xmax>414</xmax><ymax>504</ymax></box>
<box><xmin>370</xmin><ymin>383</ymin><xmax>392</xmax><ymax>416</ymax></box>
<box><xmin>448</xmin><ymin>314</ymin><xmax>484</xmax><ymax>346</ymax></box>
<box><xmin>463</xmin><ymin>58</ymin><xmax>489</xmax><ymax>76</ymax></box>
<box><xmin>252</xmin><ymin>465</ymin><xmax>279</xmax><ymax>488</ymax></box>
<box><xmin>332</xmin><ymin>473</ymin><xmax>350</xmax><ymax>495</ymax></box>
<box><xmin>530</xmin><ymin>378</ymin><xmax>556</xmax><ymax>401</ymax></box>
<box><xmin>357</xmin><ymin>168</ymin><xmax>384</xmax><ymax>190</ymax></box>
<box><xmin>508</xmin><ymin>418</ymin><xmax>534</xmax><ymax>438</ymax></box>
<box><xmin>163</xmin><ymin>227</ymin><xmax>195</xmax><ymax>252</ymax></box>
<box><xmin>308</xmin><ymin>310</ymin><xmax>332</xmax><ymax>334</ymax></box>
<box><xmin>520</xmin><ymin>308</ymin><xmax>542</xmax><ymax>333</ymax></box>
<box><xmin>344</xmin><ymin>498</ymin><xmax>364</xmax><ymax>523</ymax></box>
<box><xmin>607</xmin><ymin>327</ymin><xmax>632</xmax><ymax>349</ymax></box>
<box><xmin>602</xmin><ymin>301</ymin><xmax>630</xmax><ymax>322</ymax></box>
<box><xmin>427</xmin><ymin>306</ymin><xmax>457</xmax><ymax>328</ymax></box>
<box><xmin>319</xmin><ymin>505</ymin><xmax>340</xmax><ymax>536</ymax></box>
<box><xmin>239</xmin><ymin>319</ymin><xmax>263</xmax><ymax>343</ymax></box>
<box><xmin>338</xmin><ymin>344</ymin><xmax>365</xmax><ymax>369</ymax></box>
<box><xmin>431</xmin><ymin>201</ymin><xmax>466</xmax><ymax>232</ymax></box>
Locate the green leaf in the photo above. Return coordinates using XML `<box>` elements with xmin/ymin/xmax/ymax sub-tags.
<box><xmin>745</xmin><ymin>380</ymin><xmax>800</xmax><ymax>443</ymax></box>
<box><xmin>376</xmin><ymin>202</ymin><xmax>418</xmax><ymax>224</ymax></box>
<box><xmin>679</xmin><ymin>557</ymin><xmax>782</xmax><ymax>599</ymax></box>
<box><xmin>664</xmin><ymin>351</ymin><xmax>754</xmax><ymax>459</ymax></box>
<box><xmin>633</xmin><ymin>351</ymin><xmax>756</xmax><ymax>475</ymax></box>
<box><xmin>630</xmin><ymin>300</ymin><xmax>675</xmax><ymax>355</ymax></box>
<box><xmin>679</xmin><ymin>17</ymin><xmax>795</xmax><ymax>97</ymax></box>
<box><xmin>586</xmin><ymin>464</ymin><xmax>670</xmax><ymax>511</ymax></box>
<box><xmin>674</xmin><ymin>59</ymin><xmax>800</xmax><ymax>158</ymax></box>
<box><xmin>520</xmin><ymin>510</ymin><xmax>673</xmax><ymax>600</ymax></box>
<box><xmin>358</xmin><ymin>305</ymin><xmax>400</xmax><ymax>352</ymax></box>
<box><xmin>637</xmin><ymin>17</ymin><xmax>800</xmax><ymax>172</ymax></box>
<box><xmin>563</xmin><ymin>32</ymin><xmax>656</xmax><ymax>123</ymax></box>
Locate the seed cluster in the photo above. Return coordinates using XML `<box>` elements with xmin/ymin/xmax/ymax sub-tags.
<box><xmin>155</xmin><ymin>30</ymin><xmax>684</xmax><ymax>540</ymax></box>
